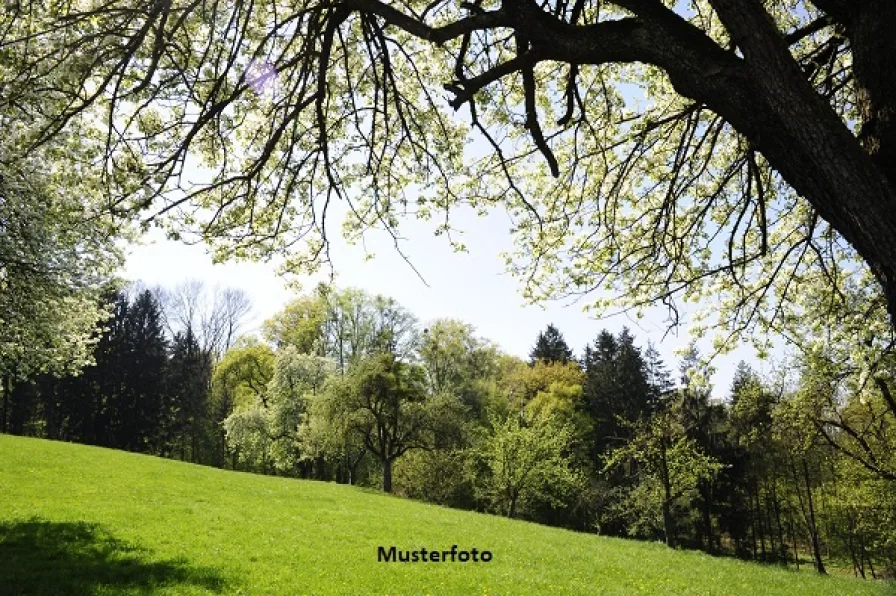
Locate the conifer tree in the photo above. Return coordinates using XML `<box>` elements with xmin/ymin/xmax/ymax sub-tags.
<box><xmin>110</xmin><ymin>290</ymin><xmax>168</xmax><ymax>452</ymax></box>
<box><xmin>581</xmin><ymin>328</ymin><xmax>650</xmax><ymax>459</ymax></box>
<box><xmin>166</xmin><ymin>326</ymin><xmax>214</xmax><ymax>462</ymax></box>
<box><xmin>529</xmin><ymin>324</ymin><xmax>574</xmax><ymax>365</ymax></box>
<box><xmin>644</xmin><ymin>343</ymin><xmax>674</xmax><ymax>413</ymax></box>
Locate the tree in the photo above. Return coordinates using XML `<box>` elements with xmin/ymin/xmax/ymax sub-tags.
<box><xmin>419</xmin><ymin>318</ymin><xmax>498</xmax><ymax>415</ymax></box>
<box><xmin>40</xmin><ymin>289</ymin><xmax>170</xmax><ymax>452</ymax></box>
<box><xmin>28</xmin><ymin>291</ymin><xmax>131</xmax><ymax>445</ymax></box>
<box><xmin>581</xmin><ymin>328</ymin><xmax>651</xmax><ymax>458</ymax></box>
<box><xmin>605</xmin><ymin>410</ymin><xmax>723</xmax><ymax>547</ymax></box>
<box><xmin>0</xmin><ymin>152</ymin><xmax>121</xmax><ymax>429</ymax></box>
<box><xmin>774</xmin><ymin>395</ymin><xmax>829</xmax><ymax>574</ymax></box>
<box><xmin>263</xmin><ymin>289</ymin><xmax>330</xmax><ymax>355</ymax></box>
<box><xmin>158</xmin><ymin>281</ymin><xmax>252</xmax><ymax>359</ymax></box>
<box><xmin>644</xmin><ymin>342</ymin><xmax>674</xmax><ymax>412</ymax></box>
<box><xmin>529</xmin><ymin>324</ymin><xmax>574</xmax><ymax>365</ymax></box>
<box><xmin>165</xmin><ymin>326</ymin><xmax>214</xmax><ymax>462</ymax></box>
<box><xmin>212</xmin><ymin>338</ymin><xmax>275</xmax><ymax>468</ymax></box>
<box><xmin>317</xmin><ymin>353</ymin><xmax>445</xmax><ymax>492</ymax></box>
<box><xmin>264</xmin><ymin>286</ymin><xmax>419</xmax><ymax>373</ymax></box>
<box><xmin>266</xmin><ymin>347</ymin><xmax>336</xmax><ymax>474</ymax></box>
<box><xmin>300</xmin><ymin>374</ymin><xmax>369</xmax><ymax>485</ymax></box>
<box><xmin>113</xmin><ymin>289</ymin><xmax>169</xmax><ymax>452</ymax></box>
<box><xmin>476</xmin><ymin>413</ymin><xmax>583</xmax><ymax>519</ymax></box>
<box><xmin>726</xmin><ymin>364</ymin><xmax>790</xmax><ymax>563</ymax></box>
<box><xmin>7</xmin><ymin>2</ymin><xmax>896</xmax><ymax>341</ymax></box>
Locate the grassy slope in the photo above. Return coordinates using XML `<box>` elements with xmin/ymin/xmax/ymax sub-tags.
<box><xmin>0</xmin><ymin>435</ymin><xmax>891</xmax><ymax>595</ymax></box>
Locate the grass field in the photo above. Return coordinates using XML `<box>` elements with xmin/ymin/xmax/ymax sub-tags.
<box><xmin>0</xmin><ymin>434</ymin><xmax>892</xmax><ymax>595</ymax></box>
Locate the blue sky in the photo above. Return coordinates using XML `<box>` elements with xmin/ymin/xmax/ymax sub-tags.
<box><xmin>125</xmin><ymin>203</ymin><xmax>769</xmax><ymax>397</ymax></box>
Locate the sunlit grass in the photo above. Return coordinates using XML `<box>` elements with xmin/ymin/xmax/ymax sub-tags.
<box><xmin>0</xmin><ymin>434</ymin><xmax>889</xmax><ymax>595</ymax></box>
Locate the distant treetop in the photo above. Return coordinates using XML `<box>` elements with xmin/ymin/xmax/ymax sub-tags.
<box><xmin>529</xmin><ymin>324</ymin><xmax>574</xmax><ymax>365</ymax></box>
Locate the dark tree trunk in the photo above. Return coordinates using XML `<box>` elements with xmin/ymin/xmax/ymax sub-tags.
<box><xmin>1</xmin><ymin>374</ymin><xmax>10</xmax><ymax>434</ymax></box>
<box><xmin>790</xmin><ymin>516</ymin><xmax>800</xmax><ymax>570</ymax></box>
<box><xmin>801</xmin><ymin>459</ymin><xmax>827</xmax><ymax>574</ymax></box>
<box><xmin>852</xmin><ymin>1</ymin><xmax>896</xmax><ymax>188</ymax></box>
<box><xmin>750</xmin><ymin>484</ymin><xmax>758</xmax><ymax>560</ymax></box>
<box><xmin>771</xmin><ymin>481</ymin><xmax>786</xmax><ymax>561</ymax></box>
<box><xmin>382</xmin><ymin>457</ymin><xmax>392</xmax><ymax>493</ymax></box>
<box><xmin>756</xmin><ymin>485</ymin><xmax>767</xmax><ymax>560</ymax></box>
<box><xmin>459</xmin><ymin>2</ymin><xmax>896</xmax><ymax>330</ymax></box>
<box><xmin>526</xmin><ymin>2</ymin><xmax>896</xmax><ymax>329</ymax></box>
<box><xmin>659</xmin><ymin>439</ymin><xmax>676</xmax><ymax>548</ymax></box>
<box><xmin>789</xmin><ymin>456</ymin><xmax>827</xmax><ymax>574</ymax></box>
<box><xmin>700</xmin><ymin>481</ymin><xmax>714</xmax><ymax>554</ymax></box>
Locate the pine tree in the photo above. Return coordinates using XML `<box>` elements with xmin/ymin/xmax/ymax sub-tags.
<box><xmin>109</xmin><ymin>290</ymin><xmax>168</xmax><ymax>452</ymax></box>
<box><xmin>644</xmin><ymin>342</ymin><xmax>674</xmax><ymax>413</ymax></box>
<box><xmin>529</xmin><ymin>324</ymin><xmax>573</xmax><ymax>365</ymax></box>
<box><xmin>581</xmin><ymin>328</ymin><xmax>651</xmax><ymax>459</ymax></box>
<box><xmin>166</xmin><ymin>326</ymin><xmax>213</xmax><ymax>462</ymax></box>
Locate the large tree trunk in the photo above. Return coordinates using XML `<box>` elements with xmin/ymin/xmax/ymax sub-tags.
<box><xmin>703</xmin><ymin>0</ymin><xmax>896</xmax><ymax>328</ymax></box>
<box><xmin>852</xmin><ymin>1</ymin><xmax>896</xmax><ymax>188</ymax></box>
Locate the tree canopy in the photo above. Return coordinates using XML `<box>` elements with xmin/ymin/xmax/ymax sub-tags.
<box><xmin>3</xmin><ymin>1</ymin><xmax>896</xmax><ymax>351</ymax></box>
<box><xmin>0</xmin><ymin>153</ymin><xmax>121</xmax><ymax>381</ymax></box>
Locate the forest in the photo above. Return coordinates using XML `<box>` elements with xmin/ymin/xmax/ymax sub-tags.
<box><xmin>3</xmin><ymin>281</ymin><xmax>895</xmax><ymax>580</ymax></box>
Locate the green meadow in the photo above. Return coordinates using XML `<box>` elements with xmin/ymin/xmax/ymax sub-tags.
<box><xmin>0</xmin><ymin>434</ymin><xmax>890</xmax><ymax>595</ymax></box>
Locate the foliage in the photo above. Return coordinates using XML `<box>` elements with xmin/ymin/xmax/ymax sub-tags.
<box><xmin>419</xmin><ymin>319</ymin><xmax>497</xmax><ymax>394</ymax></box>
<box><xmin>262</xmin><ymin>289</ymin><xmax>329</xmax><ymax>355</ymax></box>
<box><xmin>222</xmin><ymin>406</ymin><xmax>271</xmax><ymax>473</ymax></box>
<box><xmin>299</xmin><ymin>374</ymin><xmax>368</xmax><ymax>485</ymax></box>
<box><xmin>308</xmin><ymin>353</ymin><xmax>456</xmax><ymax>492</ymax></box>
<box><xmin>0</xmin><ymin>154</ymin><xmax>122</xmax><ymax>381</ymax></box>
<box><xmin>501</xmin><ymin>358</ymin><xmax>584</xmax><ymax>407</ymax></box>
<box><xmin>605</xmin><ymin>410</ymin><xmax>723</xmax><ymax>546</ymax></box>
<box><xmin>264</xmin><ymin>286</ymin><xmax>419</xmax><ymax>373</ymax></box>
<box><xmin>393</xmin><ymin>448</ymin><xmax>475</xmax><ymax>509</ymax></box>
<box><xmin>6</xmin><ymin>0</ymin><xmax>896</xmax><ymax>344</ymax></box>
<box><xmin>474</xmin><ymin>412</ymin><xmax>584</xmax><ymax>519</ymax></box>
<box><xmin>216</xmin><ymin>342</ymin><xmax>337</xmax><ymax>474</ymax></box>
<box><xmin>582</xmin><ymin>328</ymin><xmax>653</xmax><ymax>458</ymax></box>
<box><xmin>212</xmin><ymin>339</ymin><xmax>275</xmax><ymax>469</ymax></box>
<box><xmin>265</xmin><ymin>348</ymin><xmax>336</xmax><ymax>473</ymax></box>
<box><xmin>165</xmin><ymin>327</ymin><xmax>214</xmax><ymax>462</ymax></box>
<box><xmin>212</xmin><ymin>339</ymin><xmax>275</xmax><ymax>412</ymax></box>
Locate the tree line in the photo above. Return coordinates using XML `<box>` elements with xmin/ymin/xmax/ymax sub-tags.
<box><xmin>3</xmin><ymin>282</ymin><xmax>896</xmax><ymax>579</ymax></box>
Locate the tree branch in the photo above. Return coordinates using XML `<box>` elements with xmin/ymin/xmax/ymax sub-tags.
<box><xmin>806</xmin><ymin>0</ymin><xmax>853</xmax><ymax>28</ymax></box>
<box><xmin>347</xmin><ymin>0</ymin><xmax>507</xmax><ymax>44</ymax></box>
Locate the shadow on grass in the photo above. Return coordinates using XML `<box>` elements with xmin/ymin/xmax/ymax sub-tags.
<box><xmin>0</xmin><ymin>518</ymin><xmax>227</xmax><ymax>595</ymax></box>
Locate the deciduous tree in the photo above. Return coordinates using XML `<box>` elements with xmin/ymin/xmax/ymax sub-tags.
<box><xmin>6</xmin><ymin>1</ymin><xmax>896</xmax><ymax>340</ymax></box>
<box><xmin>0</xmin><ymin>154</ymin><xmax>121</xmax><ymax>429</ymax></box>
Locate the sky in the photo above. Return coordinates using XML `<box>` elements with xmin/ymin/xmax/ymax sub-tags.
<box><xmin>121</xmin><ymin>19</ymin><xmax>786</xmax><ymax>397</ymax></box>
<box><xmin>124</xmin><ymin>203</ymin><xmax>772</xmax><ymax>398</ymax></box>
